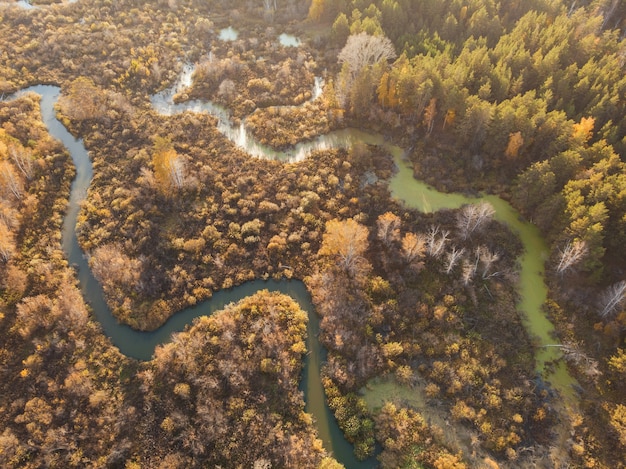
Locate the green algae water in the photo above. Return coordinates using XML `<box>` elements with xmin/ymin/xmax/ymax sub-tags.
<box><xmin>10</xmin><ymin>78</ymin><xmax>578</xmax><ymax>469</ymax></box>
<box><xmin>389</xmin><ymin>153</ymin><xmax>577</xmax><ymax>399</ymax></box>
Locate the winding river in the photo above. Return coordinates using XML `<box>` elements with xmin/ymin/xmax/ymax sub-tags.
<box><xmin>5</xmin><ymin>74</ymin><xmax>576</xmax><ymax>468</ymax></box>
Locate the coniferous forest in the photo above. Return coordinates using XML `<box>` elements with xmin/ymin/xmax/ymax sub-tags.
<box><xmin>0</xmin><ymin>0</ymin><xmax>625</xmax><ymax>467</ymax></box>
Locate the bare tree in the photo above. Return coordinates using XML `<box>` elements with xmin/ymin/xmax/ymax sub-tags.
<box><xmin>0</xmin><ymin>202</ymin><xmax>19</xmax><ymax>230</ymax></box>
<box><xmin>461</xmin><ymin>258</ymin><xmax>477</xmax><ymax>285</ymax></box>
<box><xmin>544</xmin><ymin>342</ymin><xmax>601</xmax><ymax>379</ymax></box>
<box><xmin>444</xmin><ymin>246</ymin><xmax>465</xmax><ymax>274</ymax></box>
<box><xmin>598</xmin><ymin>280</ymin><xmax>626</xmax><ymax>319</ymax></box>
<box><xmin>262</xmin><ymin>0</ymin><xmax>277</xmax><ymax>11</ymax></box>
<box><xmin>338</xmin><ymin>32</ymin><xmax>397</xmax><ymax>78</ymax></box>
<box><xmin>426</xmin><ymin>225</ymin><xmax>449</xmax><ymax>258</ymax></box>
<box><xmin>8</xmin><ymin>144</ymin><xmax>34</xmax><ymax>180</ymax></box>
<box><xmin>0</xmin><ymin>161</ymin><xmax>23</xmax><ymax>200</ymax></box>
<box><xmin>456</xmin><ymin>201</ymin><xmax>495</xmax><ymax>240</ymax></box>
<box><xmin>217</xmin><ymin>79</ymin><xmax>237</xmax><ymax>103</ymax></box>
<box><xmin>0</xmin><ymin>221</ymin><xmax>15</xmax><ymax>262</ymax></box>
<box><xmin>555</xmin><ymin>239</ymin><xmax>587</xmax><ymax>275</ymax></box>
<box><xmin>169</xmin><ymin>155</ymin><xmax>186</xmax><ymax>189</ymax></box>
<box><xmin>478</xmin><ymin>246</ymin><xmax>500</xmax><ymax>279</ymax></box>
<box><xmin>337</xmin><ymin>32</ymin><xmax>396</xmax><ymax>107</ymax></box>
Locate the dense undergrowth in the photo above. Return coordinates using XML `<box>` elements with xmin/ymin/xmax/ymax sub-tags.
<box><xmin>0</xmin><ymin>0</ymin><xmax>625</xmax><ymax>467</ymax></box>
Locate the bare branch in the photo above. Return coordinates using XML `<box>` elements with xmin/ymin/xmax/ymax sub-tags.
<box><xmin>426</xmin><ymin>225</ymin><xmax>449</xmax><ymax>258</ymax></box>
<box><xmin>456</xmin><ymin>201</ymin><xmax>495</xmax><ymax>240</ymax></box>
<box><xmin>443</xmin><ymin>246</ymin><xmax>465</xmax><ymax>274</ymax></box>
<box><xmin>598</xmin><ymin>280</ymin><xmax>626</xmax><ymax>319</ymax></box>
<box><xmin>376</xmin><ymin>212</ymin><xmax>401</xmax><ymax>247</ymax></box>
<box><xmin>0</xmin><ymin>161</ymin><xmax>23</xmax><ymax>200</ymax></box>
<box><xmin>461</xmin><ymin>258</ymin><xmax>477</xmax><ymax>285</ymax></box>
<box><xmin>8</xmin><ymin>144</ymin><xmax>34</xmax><ymax>180</ymax></box>
<box><xmin>555</xmin><ymin>239</ymin><xmax>587</xmax><ymax>275</ymax></box>
<box><xmin>478</xmin><ymin>245</ymin><xmax>500</xmax><ymax>279</ymax></box>
<box><xmin>338</xmin><ymin>32</ymin><xmax>397</xmax><ymax>79</ymax></box>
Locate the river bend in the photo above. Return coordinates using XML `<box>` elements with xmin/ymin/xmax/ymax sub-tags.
<box><xmin>4</xmin><ymin>78</ymin><xmax>578</xmax><ymax>468</ymax></box>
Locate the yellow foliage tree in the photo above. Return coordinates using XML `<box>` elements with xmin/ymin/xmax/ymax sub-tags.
<box><xmin>320</xmin><ymin>218</ymin><xmax>370</xmax><ymax>277</ymax></box>
<box><xmin>572</xmin><ymin>116</ymin><xmax>595</xmax><ymax>144</ymax></box>
<box><xmin>505</xmin><ymin>131</ymin><xmax>524</xmax><ymax>160</ymax></box>
<box><xmin>152</xmin><ymin>137</ymin><xmax>185</xmax><ymax>193</ymax></box>
<box><xmin>307</xmin><ymin>0</ymin><xmax>325</xmax><ymax>21</ymax></box>
<box><xmin>60</xmin><ymin>77</ymin><xmax>106</xmax><ymax>121</ymax></box>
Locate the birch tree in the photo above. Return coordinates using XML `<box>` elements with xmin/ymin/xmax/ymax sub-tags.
<box><xmin>152</xmin><ymin>137</ymin><xmax>186</xmax><ymax>193</ymax></box>
<box><xmin>8</xmin><ymin>144</ymin><xmax>34</xmax><ymax>180</ymax></box>
<box><xmin>456</xmin><ymin>201</ymin><xmax>495</xmax><ymax>240</ymax></box>
<box><xmin>598</xmin><ymin>280</ymin><xmax>626</xmax><ymax>319</ymax></box>
<box><xmin>0</xmin><ymin>161</ymin><xmax>23</xmax><ymax>200</ymax></box>
<box><xmin>555</xmin><ymin>239</ymin><xmax>587</xmax><ymax>275</ymax></box>
<box><xmin>425</xmin><ymin>225</ymin><xmax>449</xmax><ymax>258</ymax></box>
<box><xmin>337</xmin><ymin>32</ymin><xmax>396</xmax><ymax>108</ymax></box>
<box><xmin>338</xmin><ymin>32</ymin><xmax>397</xmax><ymax>78</ymax></box>
<box><xmin>477</xmin><ymin>246</ymin><xmax>500</xmax><ymax>279</ymax></box>
<box><xmin>461</xmin><ymin>258</ymin><xmax>477</xmax><ymax>285</ymax></box>
<box><xmin>444</xmin><ymin>246</ymin><xmax>465</xmax><ymax>274</ymax></box>
<box><xmin>0</xmin><ymin>221</ymin><xmax>15</xmax><ymax>262</ymax></box>
<box><xmin>262</xmin><ymin>0</ymin><xmax>277</xmax><ymax>11</ymax></box>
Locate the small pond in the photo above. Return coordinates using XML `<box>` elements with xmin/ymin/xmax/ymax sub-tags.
<box><xmin>219</xmin><ymin>26</ymin><xmax>238</xmax><ymax>41</ymax></box>
<box><xmin>279</xmin><ymin>33</ymin><xmax>301</xmax><ymax>47</ymax></box>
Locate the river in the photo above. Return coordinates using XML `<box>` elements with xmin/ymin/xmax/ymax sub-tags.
<box><xmin>5</xmin><ymin>84</ymin><xmax>375</xmax><ymax>468</ymax></box>
<box><xmin>4</xmin><ymin>74</ymin><xmax>577</xmax><ymax>468</ymax></box>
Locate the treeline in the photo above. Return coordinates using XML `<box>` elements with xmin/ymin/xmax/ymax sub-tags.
<box><xmin>310</xmin><ymin>0</ymin><xmax>626</xmax><ymax>283</ymax></box>
<box><xmin>318</xmin><ymin>0</ymin><xmax>625</xmax><ymax>163</ymax></box>
<box><xmin>306</xmin><ymin>0</ymin><xmax>626</xmax><ymax>466</ymax></box>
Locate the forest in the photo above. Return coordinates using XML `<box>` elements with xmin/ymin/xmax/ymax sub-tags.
<box><xmin>0</xmin><ymin>0</ymin><xmax>625</xmax><ymax>467</ymax></box>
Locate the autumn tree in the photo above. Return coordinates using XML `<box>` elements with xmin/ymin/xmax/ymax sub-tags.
<box><xmin>320</xmin><ymin>218</ymin><xmax>370</xmax><ymax>278</ymax></box>
<box><xmin>504</xmin><ymin>131</ymin><xmax>524</xmax><ymax>160</ymax></box>
<box><xmin>607</xmin><ymin>403</ymin><xmax>626</xmax><ymax>447</ymax></box>
<box><xmin>8</xmin><ymin>142</ymin><xmax>34</xmax><ymax>180</ymax></box>
<box><xmin>423</xmin><ymin>97</ymin><xmax>437</xmax><ymax>135</ymax></box>
<box><xmin>401</xmin><ymin>232</ymin><xmax>426</xmax><ymax>270</ymax></box>
<box><xmin>59</xmin><ymin>76</ymin><xmax>107</xmax><ymax>121</ymax></box>
<box><xmin>572</xmin><ymin>116</ymin><xmax>595</xmax><ymax>145</ymax></box>
<box><xmin>376</xmin><ymin>211</ymin><xmax>400</xmax><ymax>247</ymax></box>
<box><xmin>0</xmin><ymin>161</ymin><xmax>23</xmax><ymax>200</ymax></box>
<box><xmin>337</xmin><ymin>32</ymin><xmax>396</xmax><ymax>110</ymax></box>
<box><xmin>307</xmin><ymin>0</ymin><xmax>325</xmax><ymax>21</ymax></box>
<box><xmin>0</xmin><ymin>220</ymin><xmax>15</xmax><ymax>261</ymax></box>
<box><xmin>152</xmin><ymin>136</ymin><xmax>186</xmax><ymax>192</ymax></box>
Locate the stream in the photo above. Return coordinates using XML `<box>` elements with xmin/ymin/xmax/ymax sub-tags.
<box><xmin>4</xmin><ymin>72</ymin><xmax>577</xmax><ymax>467</ymax></box>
